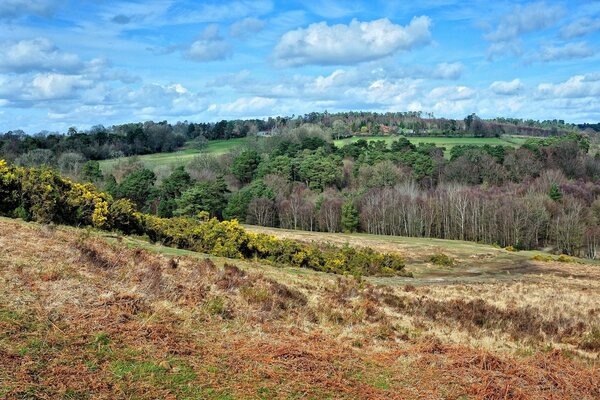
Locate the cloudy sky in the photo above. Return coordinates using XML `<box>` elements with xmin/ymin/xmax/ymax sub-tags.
<box><xmin>1</xmin><ymin>0</ymin><xmax>600</xmax><ymax>133</ymax></box>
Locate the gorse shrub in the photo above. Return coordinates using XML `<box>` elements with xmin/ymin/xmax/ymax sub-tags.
<box><xmin>0</xmin><ymin>160</ymin><xmax>406</xmax><ymax>277</ymax></box>
<box><xmin>428</xmin><ymin>253</ymin><xmax>456</xmax><ymax>266</ymax></box>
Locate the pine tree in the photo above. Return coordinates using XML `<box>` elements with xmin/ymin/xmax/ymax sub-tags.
<box><xmin>549</xmin><ymin>183</ymin><xmax>562</xmax><ymax>201</ymax></box>
<box><xmin>341</xmin><ymin>200</ymin><xmax>359</xmax><ymax>233</ymax></box>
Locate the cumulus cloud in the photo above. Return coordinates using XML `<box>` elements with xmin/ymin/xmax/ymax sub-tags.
<box><xmin>0</xmin><ymin>38</ymin><xmax>82</xmax><ymax>73</ymax></box>
<box><xmin>489</xmin><ymin>79</ymin><xmax>523</xmax><ymax>95</ymax></box>
<box><xmin>0</xmin><ymin>72</ymin><xmax>91</xmax><ymax>103</ymax></box>
<box><xmin>30</xmin><ymin>73</ymin><xmax>90</xmax><ymax>100</ymax></box>
<box><xmin>273</xmin><ymin>16</ymin><xmax>432</xmax><ymax>67</ymax></box>
<box><xmin>186</xmin><ymin>24</ymin><xmax>232</xmax><ymax>61</ymax></box>
<box><xmin>0</xmin><ymin>0</ymin><xmax>56</xmax><ymax>20</ymax></box>
<box><xmin>560</xmin><ymin>17</ymin><xmax>600</xmax><ymax>39</ymax></box>
<box><xmin>537</xmin><ymin>74</ymin><xmax>600</xmax><ymax>98</ymax></box>
<box><xmin>230</xmin><ymin>17</ymin><xmax>266</xmax><ymax>38</ymax></box>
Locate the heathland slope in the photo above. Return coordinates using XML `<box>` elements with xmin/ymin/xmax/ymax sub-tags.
<box><xmin>0</xmin><ymin>218</ymin><xmax>598</xmax><ymax>399</ymax></box>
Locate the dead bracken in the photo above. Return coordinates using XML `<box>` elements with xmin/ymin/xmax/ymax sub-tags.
<box><xmin>0</xmin><ymin>218</ymin><xmax>598</xmax><ymax>399</ymax></box>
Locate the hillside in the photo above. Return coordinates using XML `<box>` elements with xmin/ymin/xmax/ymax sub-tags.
<box><xmin>99</xmin><ymin>135</ymin><xmax>525</xmax><ymax>175</ymax></box>
<box><xmin>0</xmin><ymin>217</ymin><xmax>599</xmax><ymax>399</ymax></box>
<box><xmin>243</xmin><ymin>225</ymin><xmax>600</xmax><ymax>282</ymax></box>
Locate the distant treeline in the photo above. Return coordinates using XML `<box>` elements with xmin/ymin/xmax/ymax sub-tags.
<box><xmin>0</xmin><ymin>112</ymin><xmax>584</xmax><ymax>164</ymax></box>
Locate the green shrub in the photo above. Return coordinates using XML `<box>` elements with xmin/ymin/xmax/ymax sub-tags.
<box><xmin>13</xmin><ymin>206</ymin><xmax>30</xmax><ymax>221</ymax></box>
<box><xmin>530</xmin><ymin>254</ymin><xmax>555</xmax><ymax>262</ymax></box>
<box><xmin>556</xmin><ymin>254</ymin><xmax>574</xmax><ymax>263</ymax></box>
<box><xmin>428</xmin><ymin>253</ymin><xmax>456</xmax><ymax>266</ymax></box>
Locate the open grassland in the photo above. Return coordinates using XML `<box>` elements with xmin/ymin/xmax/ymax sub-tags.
<box><xmin>244</xmin><ymin>225</ymin><xmax>600</xmax><ymax>282</ymax></box>
<box><xmin>0</xmin><ymin>217</ymin><xmax>599</xmax><ymax>399</ymax></box>
<box><xmin>99</xmin><ymin>135</ymin><xmax>527</xmax><ymax>175</ymax></box>
<box><xmin>333</xmin><ymin>135</ymin><xmax>525</xmax><ymax>150</ymax></box>
<box><xmin>99</xmin><ymin>137</ymin><xmax>247</xmax><ymax>174</ymax></box>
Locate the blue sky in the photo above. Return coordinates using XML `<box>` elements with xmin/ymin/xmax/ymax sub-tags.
<box><xmin>1</xmin><ymin>0</ymin><xmax>600</xmax><ymax>133</ymax></box>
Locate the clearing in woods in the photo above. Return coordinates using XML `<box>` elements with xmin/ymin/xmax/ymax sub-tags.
<box><xmin>0</xmin><ymin>217</ymin><xmax>598</xmax><ymax>399</ymax></box>
<box><xmin>99</xmin><ymin>135</ymin><xmax>528</xmax><ymax>175</ymax></box>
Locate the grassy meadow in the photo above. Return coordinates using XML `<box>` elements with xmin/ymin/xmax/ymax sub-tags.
<box><xmin>99</xmin><ymin>137</ymin><xmax>247</xmax><ymax>174</ymax></box>
<box><xmin>99</xmin><ymin>134</ymin><xmax>530</xmax><ymax>175</ymax></box>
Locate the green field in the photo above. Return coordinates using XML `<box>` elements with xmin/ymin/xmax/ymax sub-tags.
<box><xmin>99</xmin><ymin>137</ymin><xmax>247</xmax><ymax>174</ymax></box>
<box><xmin>100</xmin><ymin>135</ymin><xmax>528</xmax><ymax>174</ymax></box>
<box><xmin>334</xmin><ymin>135</ymin><xmax>528</xmax><ymax>155</ymax></box>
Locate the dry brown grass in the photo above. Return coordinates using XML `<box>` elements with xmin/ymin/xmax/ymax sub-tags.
<box><xmin>0</xmin><ymin>218</ymin><xmax>599</xmax><ymax>399</ymax></box>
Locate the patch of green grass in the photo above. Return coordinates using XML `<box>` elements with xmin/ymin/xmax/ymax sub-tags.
<box><xmin>203</xmin><ymin>296</ymin><xmax>231</xmax><ymax>318</ymax></box>
<box><xmin>333</xmin><ymin>135</ymin><xmax>521</xmax><ymax>157</ymax></box>
<box><xmin>99</xmin><ymin>137</ymin><xmax>247</xmax><ymax>174</ymax></box>
<box><xmin>93</xmin><ymin>332</ymin><xmax>110</xmax><ymax>346</ymax></box>
<box><xmin>18</xmin><ymin>338</ymin><xmax>49</xmax><ymax>356</ymax></box>
<box><xmin>62</xmin><ymin>388</ymin><xmax>89</xmax><ymax>400</ymax></box>
<box><xmin>110</xmin><ymin>358</ymin><xmax>197</xmax><ymax>391</ymax></box>
<box><xmin>202</xmin><ymin>388</ymin><xmax>236</xmax><ymax>400</ymax></box>
<box><xmin>350</xmin><ymin>366</ymin><xmax>394</xmax><ymax>391</ymax></box>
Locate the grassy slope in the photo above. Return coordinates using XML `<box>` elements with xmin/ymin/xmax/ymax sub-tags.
<box><xmin>0</xmin><ymin>217</ymin><xmax>599</xmax><ymax>399</ymax></box>
<box><xmin>99</xmin><ymin>135</ymin><xmax>527</xmax><ymax>175</ymax></box>
<box><xmin>244</xmin><ymin>225</ymin><xmax>600</xmax><ymax>283</ymax></box>
<box><xmin>99</xmin><ymin>138</ymin><xmax>247</xmax><ymax>174</ymax></box>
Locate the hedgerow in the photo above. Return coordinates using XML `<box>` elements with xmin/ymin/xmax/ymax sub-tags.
<box><xmin>0</xmin><ymin>160</ymin><xmax>406</xmax><ymax>277</ymax></box>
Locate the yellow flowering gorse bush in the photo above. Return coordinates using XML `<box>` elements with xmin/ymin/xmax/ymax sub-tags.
<box><xmin>0</xmin><ymin>160</ymin><xmax>407</xmax><ymax>277</ymax></box>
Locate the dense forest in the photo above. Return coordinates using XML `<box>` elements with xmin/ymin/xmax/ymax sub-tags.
<box><xmin>1</xmin><ymin>113</ymin><xmax>599</xmax><ymax>259</ymax></box>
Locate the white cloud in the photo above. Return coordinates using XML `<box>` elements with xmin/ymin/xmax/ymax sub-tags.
<box><xmin>230</xmin><ymin>17</ymin><xmax>266</xmax><ymax>38</ymax></box>
<box><xmin>432</xmin><ymin>62</ymin><xmax>464</xmax><ymax>80</ymax></box>
<box><xmin>0</xmin><ymin>38</ymin><xmax>82</xmax><ymax>73</ymax></box>
<box><xmin>311</xmin><ymin>69</ymin><xmax>358</xmax><ymax>92</ymax></box>
<box><xmin>208</xmin><ymin>96</ymin><xmax>277</xmax><ymax>116</ymax></box>
<box><xmin>0</xmin><ymin>73</ymin><xmax>91</xmax><ymax>103</ymax></box>
<box><xmin>428</xmin><ymin>85</ymin><xmax>475</xmax><ymax>101</ymax></box>
<box><xmin>537</xmin><ymin>74</ymin><xmax>600</xmax><ymax>98</ymax></box>
<box><xmin>485</xmin><ymin>2</ymin><xmax>564</xmax><ymax>42</ymax></box>
<box><xmin>30</xmin><ymin>73</ymin><xmax>89</xmax><ymax>100</ymax></box>
<box><xmin>273</xmin><ymin>16</ymin><xmax>432</xmax><ymax>67</ymax></box>
<box><xmin>560</xmin><ymin>17</ymin><xmax>600</xmax><ymax>39</ymax></box>
<box><xmin>186</xmin><ymin>25</ymin><xmax>232</xmax><ymax>61</ymax></box>
<box><xmin>533</xmin><ymin>42</ymin><xmax>594</xmax><ymax>62</ymax></box>
<box><xmin>490</xmin><ymin>79</ymin><xmax>523</xmax><ymax>95</ymax></box>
